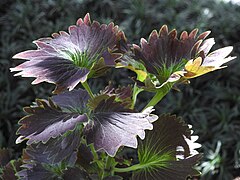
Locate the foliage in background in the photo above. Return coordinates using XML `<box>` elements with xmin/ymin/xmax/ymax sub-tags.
<box><xmin>0</xmin><ymin>0</ymin><xmax>240</xmax><ymax>179</ymax></box>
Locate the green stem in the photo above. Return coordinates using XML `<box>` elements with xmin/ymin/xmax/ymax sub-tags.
<box><xmin>114</xmin><ymin>164</ymin><xmax>143</xmax><ymax>173</ymax></box>
<box><xmin>82</xmin><ymin>81</ymin><xmax>94</xmax><ymax>99</ymax></box>
<box><xmin>89</xmin><ymin>144</ymin><xmax>104</xmax><ymax>170</ymax></box>
<box><xmin>143</xmin><ymin>83</ymin><xmax>173</xmax><ymax>110</ymax></box>
<box><xmin>131</xmin><ymin>84</ymin><xmax>143</xmax><ymax>109</ymax></box>
<box><xmin>105</xmin><ymin>156</ymin><xmax>113</xmax><ymax>171</ymax></box>
<box><xmin>103</xmin><ymin>156</ymin><xmax>114</xmax><ymax>178</ymax></box>
<box><xmin>90</xmin><ymin>144</ymin><xmax>98</xmax><ymax>161</ymax></box>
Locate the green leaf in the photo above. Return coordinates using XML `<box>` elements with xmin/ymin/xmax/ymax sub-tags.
<box><xmin>116</xmin><ymin>53</ymin><xmax>147</xmax><ymax>82</ymax></box>
<box><xmin>132</xmin><ymin>114</ymin><xmax>201</xmax><ymax>180</ymax></box>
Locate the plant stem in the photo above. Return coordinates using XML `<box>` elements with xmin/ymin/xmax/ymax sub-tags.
<box><xmin>89</xmin><ymin>144</ymin><xmax>104</xmax><ymax>170</ymax></box>
<box><xmin>90</xmin><ymin>144</ymin><xmax>98</xmax><ymax>161</ymax></box>
<box><xmin>103</xmin><ymin>156</ymin><xmax>114</xmax><ymax>178</ymax></box>
<box><xmin>131</xmin><ymin>84</ymin><xmax>143</xmax><ymax>109</ymax></box>
<box><xmin>105</xmin><ymin>156</ymin><xmax>113</xmax><ymax>171</ymax></box>
<box><xmin>114</xmin><ymin>164</ymin><xmax>143</xmax><ymax>173</ymax></box>
<box><xmin>143</xmin><ymin>83</ymin><xmax>173</xmax><ymax>110</ymax></box>
<box><xmin>82</xmin><ymin>81</ymin><xmax>94</xmax><ymax>99</ymax></box>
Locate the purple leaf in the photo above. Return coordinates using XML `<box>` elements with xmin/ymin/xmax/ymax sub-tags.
<box><xmin>133</xmin><ymin>114</ymin><xmax>202</xmax><ymax>180</ymax></box>
<box><xmin>18</xmin><ymin>163</ymin><xmax>57</xmax><ymax>180</ymax></box>
<box><xmin>132</xmin><ymin>26</ymin><xmax>209</xmax><ymax>76</ymax></box>
<box><xmin>117</xmin><ymin>26</ymin><xmax>214</xmax><ymax>90</ymax></box>
<box><xmin>25</xmin><ymin>127</ymin><xmax>82</xmax><ymax>165</ymax></box>
<box><xmin>2</xmin><ymin>160</ymin><xmax>22</xmax><ymax>180</ymax></box>
<box><xmin>11</xmin><ymin>14</ymin><xmax>125</xmax><ymax>93</ymax></box>
<box><xmin>52</xmin><ymin>88</ymin><xmax>90</xmax><ymax>113</ymax></box>
<box><xmin>11</xmin><ymin>54</ymin><xmax>89</xmax><ymax>94</ymax></box>
<box><xmin>16</xmin><ymin>89</ymin><xmax>157</xmax><ymax>158</ymax></box>
<box><xmin>76</xmin><ymin>144</ymin><xmax>94</xmax><ymax>171</ymax></box>
<box><xmin>85</xmin><ymin>97</ymin><xmax>158</xmax><ymax>156</ymax></box>
<box><xmin>16</xmin><ymin>99</ymin><xmax>88</xmax><ymax>145</ymax></box>
<box><xmin>19</xmin><ymin>160</ymin><xmax>90</xmax><ymax>180</ymax></box>
<box><xmin>62</xmin><ymin>167</ymin><xmax>91</xmax><ymax>180</ymax></box>
<box><xmin>101</xmin><ymin>82</ymin><xmax>132</xmax><ymax>100</ymax></box>
<box><xmin>99</xmin><ymin>82</ymin><xmax>133</xmax><ymax>108</ymax></box>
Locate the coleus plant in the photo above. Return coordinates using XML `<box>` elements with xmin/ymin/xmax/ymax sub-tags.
<box><xmin>1</xmin><ymin>14</ymin><xmax>236</xmax><ymax>179</ymax></box>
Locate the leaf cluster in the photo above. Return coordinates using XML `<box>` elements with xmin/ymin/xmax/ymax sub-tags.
<box><xmin>0</xmin><ymin>0</ymin><xmax>240</xmax><ymax>179</ymax></box>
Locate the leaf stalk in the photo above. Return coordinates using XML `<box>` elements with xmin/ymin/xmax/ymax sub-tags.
<box><xmin>82</xmin><ymin>81</ymin><xmax>94</xmax><ymax>99</ymax></box>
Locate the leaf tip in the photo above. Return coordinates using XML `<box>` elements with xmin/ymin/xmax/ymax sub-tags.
<box><xmin>16</xmin><ymin>136</ymin><xmax>25</xmax><ymax>144</ymax></box>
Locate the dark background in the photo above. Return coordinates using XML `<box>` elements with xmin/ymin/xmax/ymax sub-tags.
<box><xmin>0</xmin><ymin>0</ymin><xmax>240</xmax><ymax>179</ymax></box>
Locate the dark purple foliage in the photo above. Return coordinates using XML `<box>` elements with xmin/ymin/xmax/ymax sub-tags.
<box><xmin>132</xmin><ymin>26</ymin><xmax>210</xmax><ymax>75</ymax></box>
<box><xmin>25</xmin><ymin>127</ymin><xmax>82</xmax><ymax>165</ymax></box>
<box><xmin>85</xmin><ymin>97</ymin><xmax>158</xmax><ymax>156</ymax></box>
<box><xmin>18</xmin><ymin>163</ymin><xmax>57</xmax><ymax>180</ymax></box>
<box><xmin>11</xmin><ymin>14</ymin><xmax>125</xmax><ymax>93</ymax></box>
<box><xmin>16</xmin><ymin>99</ymin><xmax>88</xmax><ymax>145</ymax></box>
<box><xmin>133</xmin><ymin>114</ymin><xmax>202</xmax><ymax>180</ymax></box>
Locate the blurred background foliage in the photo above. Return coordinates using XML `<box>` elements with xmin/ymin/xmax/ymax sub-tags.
<box><xmin>0</xmin><ymin>0</ymin><xmax>240</xmax><ymax>179</ymax></box>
